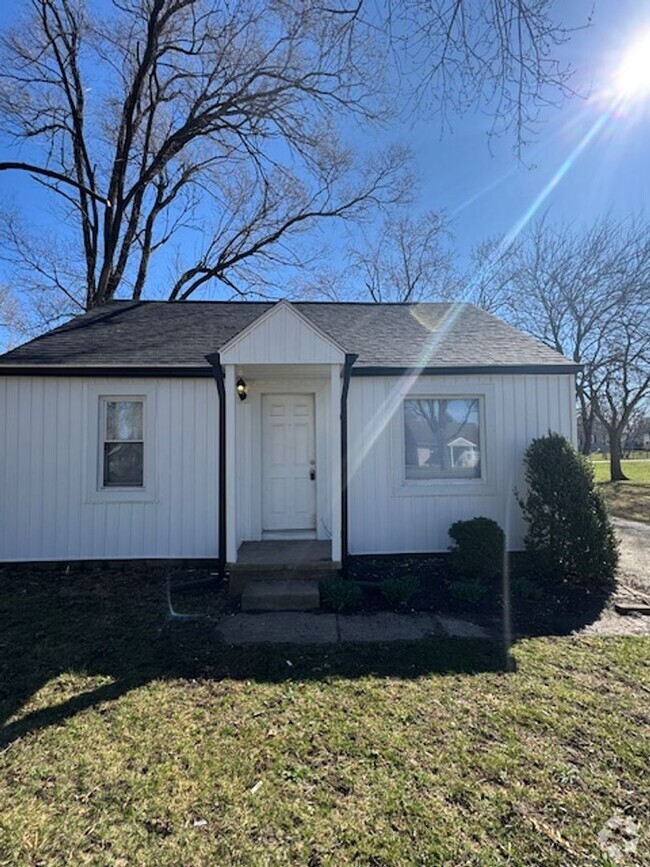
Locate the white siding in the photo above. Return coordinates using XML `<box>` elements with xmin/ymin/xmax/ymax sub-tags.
<box><xmin>220</xmin><ymin>303</ymin><xmax>344</xmax><ymax>365</ymax></box>
<box><xmin>347</xmin><ymin>372</ymin><xmax>575</xmax><ymax>554</ymax></box>
<box><xmin>0</xmin><ymin>376</ymin><xmax>219</xmax><ymax>561</ymax></box>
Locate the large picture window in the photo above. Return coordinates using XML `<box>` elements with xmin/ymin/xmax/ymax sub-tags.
<box><xmin>102</xmin><ymin>398</ymin><xmax>144</xmax><ymax>487</ymax></box>
<box><xmin>404</xmin><ymin>397</ymin><xmax>481</xmax><ymax>480</ymax></box>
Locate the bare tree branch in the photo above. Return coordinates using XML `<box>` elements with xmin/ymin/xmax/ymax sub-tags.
<box><xmin>0</xmin><ymin>161</ymin><xmax>110</xmax><ymax>205</ymax></box>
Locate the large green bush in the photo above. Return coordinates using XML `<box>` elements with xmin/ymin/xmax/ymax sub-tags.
<box><xmin>446</xmin><ymin>517</ymin><xmax>505</xmax><ymax>610</ymax></box>
<box><xmin>517</xmin><ymin>433</ymin><xmax>618</xmax><ymax>598</ymax></box>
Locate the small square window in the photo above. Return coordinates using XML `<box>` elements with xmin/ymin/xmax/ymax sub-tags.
<box><xmin>404</xmin><ymin>397</ymin><xmax>481</xmax><ymax>480</ymax></box>
<box><xmin>102</xmin><ymin>399</ymin><xmax>144</xmax><ymax>487</ymax></box>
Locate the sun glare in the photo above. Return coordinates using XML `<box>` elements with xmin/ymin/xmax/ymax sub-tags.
<box><xmin>616</xmin><ymin>32</ymin><xmax>650</xmax><ymax>100</ymax></box>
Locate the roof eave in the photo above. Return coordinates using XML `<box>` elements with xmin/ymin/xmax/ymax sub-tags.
<box><xmin>0</xmin><ymin>361</ymin><xmax>582</xmax><ymax>377</ymax></box>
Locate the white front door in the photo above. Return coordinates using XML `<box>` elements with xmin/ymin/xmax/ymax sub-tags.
<box><xmin>262</xmin><ymin>393</ymin><xmax>316</xmax><ymax>533</ymax></box>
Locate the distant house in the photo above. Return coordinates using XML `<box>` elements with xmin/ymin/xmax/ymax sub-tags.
<box><xmin>0</xmin><ymin>300</ymin><xmax>578</xmax><ymax>579</ymax></box>
<box><xmin>447</xmin><ymin>436</ymin><xmax>480</xmax><ymax>469</ymax></box>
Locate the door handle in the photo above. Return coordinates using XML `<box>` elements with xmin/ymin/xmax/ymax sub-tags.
<box><xmin>310</xmin><ymin>467</ymin><xmax>316</xmax><ymax>481</ymax></box>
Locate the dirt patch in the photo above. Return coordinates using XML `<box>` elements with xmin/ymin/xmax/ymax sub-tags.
<box><xmin>580</xmin><ymin>518</ymin><xmax>650</xmax><ymax>637</ymax></box>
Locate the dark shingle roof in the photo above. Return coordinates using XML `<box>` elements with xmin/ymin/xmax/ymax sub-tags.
<box><xmin>0</xmin><ymin>300</ymin><xmax>577</xmax><ymax>372</ymax></box>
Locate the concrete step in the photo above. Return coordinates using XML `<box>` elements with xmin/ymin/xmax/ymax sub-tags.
<box><xmin>241</xmin><ymin>579</ymin><xmax>320</xmax><ymax>612</ymax></box>
<box><xmin>230</xmin><ymin>570</ymin><xmax>328</xmax><ymax>596</ymax></box>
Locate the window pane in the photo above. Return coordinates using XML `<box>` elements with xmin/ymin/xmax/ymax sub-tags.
<box><xmin>104</xmin><ymin>442</ymin><xmax>144</xmax><ymax>486</ymax></box>
<box><xmin>405</xmin><ymin>398</ymin><xmax>481</xmax><ymax>480</ymax></box>
<box><xmin>106</xmin><ymin>400</ymin><xmax>143</xmax><ymax>441</ymax></box>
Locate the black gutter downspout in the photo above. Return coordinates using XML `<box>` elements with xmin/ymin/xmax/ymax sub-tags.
<box><xmin>206</xmin><ymin>353</ymin><xmax>227</xmax><ymax>580</ymax></box>
<box><xmin>341</xmin><ymin>353</ymin><xmax>358</xmax><ymax>579</ymax></box>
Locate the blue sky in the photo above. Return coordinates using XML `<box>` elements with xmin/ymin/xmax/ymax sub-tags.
<box><xmin>1</xmin><ymin>0</ymin><xmax>650</xmax><ymax>331</ymax></box>
<box><xmin>409</xmin><ymin>0</ymin><xmax>650</xmax><ymax>259</ymax></box>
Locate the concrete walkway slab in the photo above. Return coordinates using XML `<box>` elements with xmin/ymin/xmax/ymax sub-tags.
<box><xmin>437</xmin><ymin>616</ymin><xmax>489</xmax><ymax>638</ymax></box>
<box><xmin>338</xmin><ymin>612</ymin><xmax>442</xmax><ymax>642</ymax></box>
<box><xmin>217</xmin><ymin>611</ymin><xmax>489</xmax><ymax>644</ymax></box>
<box><xmin>218</xmin><ymin>612</ymin><xmax>338</xmax><ymax>645</ymax></box>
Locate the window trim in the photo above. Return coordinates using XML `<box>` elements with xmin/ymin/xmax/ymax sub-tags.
<box><xmin>85</xmin><ymin>383</ymin><xmax>157</xmax><ymax>504</ymax></box>
<box><xmin>403</xmin><ymin>395</ymin><xmax>484</xmax><ymax>484</ymax></box>
<box><xmin>392</xmin><ymin>382</ymin><xmax>497</xmax><ymax>498</ymax></box>
<box><xmin>101</xmin><ymin>397</ymin><xmax>145</xmax><ymax>489</ymax></box>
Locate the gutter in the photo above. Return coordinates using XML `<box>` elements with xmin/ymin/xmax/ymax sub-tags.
<box><xmin>0</xmin><ymin>362</ymin><xmax>581</xmax><ymax>378</ymax></box>
<box><xmin>205</xmin><ymin>353</ymin><xmax>227</xmax><ymax>580</ymax></box>
<box><xmin>340</xmin><ymin>353</ymin><xmax>358</xmax><ymax>579</ymax></box>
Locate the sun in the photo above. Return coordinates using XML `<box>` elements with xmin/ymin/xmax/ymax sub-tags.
<box><xmin>615</xmin><ymin>31</ymin><xmax>650</xmax><ymax>100</ymax></box>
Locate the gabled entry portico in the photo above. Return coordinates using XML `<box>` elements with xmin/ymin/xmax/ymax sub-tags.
<box><xmin>215</xmin><ymin>301</ymin><xmax>348</xmax><ymax>568</ymax></box>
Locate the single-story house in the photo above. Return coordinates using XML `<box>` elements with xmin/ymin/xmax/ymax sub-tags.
<box><xmin>0</xmin><ymin>299</ymin><xmax>578</xmax><ymax>578</ymax></box>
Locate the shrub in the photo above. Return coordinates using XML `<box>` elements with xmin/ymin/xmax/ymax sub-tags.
<box><xmin>446</xmin><ymin>576</ymin><xmax>492</xmax><ymax>607</ymax></box>
<box><xmin>517</xmin><ymin>432</ymin><xmax>618</xmax><ymax>598</ymax></box>
<box><xmin>319</xmin><ymin>576</ymin><xmax>361</xmax><ymax>612</ymax></box>
<box><xmin>446</xmin><ymin>517</ymin><xmax>505</xmax><ymax>610</ymax></box>
<box><xmin>380</xmin><ymin>575</ymin><xmax>420</xmax><ymax>608</ymax></box>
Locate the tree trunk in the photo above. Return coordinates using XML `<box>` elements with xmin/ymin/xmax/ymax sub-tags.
<box><xmin>578</xmin><ymin>411</ymin><xmax>594</xmax><ymax>455</ymax></box>
<box><xmin>576</xmin><ymin>392</ymin><xmax>595</xmax><ymax>455</ymax></box>
<box><xmin>609</xmin><ymin>431</ymin><xmax>629</xmax><ymax>481</ymax></box>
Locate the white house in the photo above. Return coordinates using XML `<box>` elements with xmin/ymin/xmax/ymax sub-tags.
<box><xmin>0</xmin><ymin>300</ymin><xmax>578</xmax><ymax>580</ymax></box>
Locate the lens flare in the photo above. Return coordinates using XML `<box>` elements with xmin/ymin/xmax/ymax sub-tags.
<box><xmin>616</xmin><ymin>31</ymin><xmax>650</xmax><ymax>100</ymax></box>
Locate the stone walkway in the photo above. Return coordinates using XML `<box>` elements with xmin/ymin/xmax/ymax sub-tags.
<box><xmin>217</xmin><ymin>611</ymin><xmax>488</xmax><ymax>645</ymax></box>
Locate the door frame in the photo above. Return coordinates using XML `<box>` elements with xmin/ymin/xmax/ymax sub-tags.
<box><xmin>261</xmin><ymin>391</ymin><xmax>317</xmax><ymax>538</ymax></box>
<box><xmin>251</xmin><ymin>379</ymin><xmax>330</xmax><ymax>543</ymax></box>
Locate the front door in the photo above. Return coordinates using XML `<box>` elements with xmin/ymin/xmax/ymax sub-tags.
<box><xmin>262</xmin><ymin>393</ymin><xmax>316</xmax><ymax>533</ymax></box>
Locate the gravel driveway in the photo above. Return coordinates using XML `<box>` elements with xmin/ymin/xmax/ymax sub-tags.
<box><xmin>581</xmin><ymin>517</ymin><xmax>650</xmax><ymax>636</ymax></box>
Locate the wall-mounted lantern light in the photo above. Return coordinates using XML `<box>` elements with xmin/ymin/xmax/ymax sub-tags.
<box><xmin>236</xmin><ymin>376</ymin><xmax>248</xmax><ymax>401</ymax></box>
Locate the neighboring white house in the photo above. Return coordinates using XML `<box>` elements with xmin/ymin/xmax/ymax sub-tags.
<box><xmin>0</xmin><ymin>299</ymin><xmax>578</xmax><ymax>571</ymax></box>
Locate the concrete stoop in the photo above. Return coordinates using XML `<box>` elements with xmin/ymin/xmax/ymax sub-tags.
<box><xmin>241</xmin><ymin>579</ymin><xmax>320</xmax><ymax>612</ymax></box>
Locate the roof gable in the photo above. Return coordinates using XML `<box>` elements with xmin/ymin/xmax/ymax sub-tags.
<box><xmin>218</xmin><ymin>300</ymin><xmax>346</xmax><ymax>365</ymax></box>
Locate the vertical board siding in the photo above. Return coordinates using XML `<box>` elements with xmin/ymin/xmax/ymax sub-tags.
<box><xmin>221</xmin><ymin>304</ymin><xmax>344</xmax><ymax>365</ymax></box>
<box><xmin>347</xmin><ymin>373</ymin><xmax>575</xmax><ymax>554</ymax></box>
<box><xmin>0</xmin><ymin>377</ymin><xmax>219</xmax><ymax>561</ymax></box>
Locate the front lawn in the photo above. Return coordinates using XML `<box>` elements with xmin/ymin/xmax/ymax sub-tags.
<box><xmin>588</xmin><ymin>459</ymin><xmax>650</xmax><ymax>523</ymax></box>
<box><xmin>1</xmin><ymin>568</ymin><xmax>649</xmax><ymax>866</ymax></box>
<box><xmin>590</xmin><ymin>458</ymin><xmax>650</xmax><ymax>484</ymax></box>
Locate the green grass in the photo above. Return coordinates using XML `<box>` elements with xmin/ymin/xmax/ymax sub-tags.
<box><xmin>589</xmin><ymin>458</ymin><xmax>650</xmax><ymax>523</ymax></box>
<box><xmin>590</xmin><ymin>458</ymin><xmax>650</xmax><ymax>484</ymax></box>
<box><xmin>1</xmin><ymin>568</ymin><xmax>650</xmax><ymax>866</ymax></box>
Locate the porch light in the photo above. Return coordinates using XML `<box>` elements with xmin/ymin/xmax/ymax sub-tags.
<box><xmin>236</xmin><ymin>376</ymin><xmax>248</xmax><ymax>401</ymax></box>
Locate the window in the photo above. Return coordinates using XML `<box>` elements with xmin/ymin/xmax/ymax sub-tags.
<box><xmin>101</xmin><ymin>398</ymin><xmax>144</xmax><ymax>487</ymax></box>
<box><xmin>404</xmin><ymin>397</ymin><xmax>481</xmax><ymax>481</ymax></box>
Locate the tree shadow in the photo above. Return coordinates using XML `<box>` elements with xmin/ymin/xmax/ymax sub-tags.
<box><xmin>1</xmin><ymin>565</ymin><xmax>512</xmax><ymax>749</ymax></box>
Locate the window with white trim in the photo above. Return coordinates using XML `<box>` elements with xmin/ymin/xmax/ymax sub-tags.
<box><xmin>404</xmin><ymin>397</ymin><xmax>482</xmax><ymax>481</ymax></box>
<box><xmin>101</xmin><ymin>398</ymin><xmax>144</xmax><ymax>488</ymax></box>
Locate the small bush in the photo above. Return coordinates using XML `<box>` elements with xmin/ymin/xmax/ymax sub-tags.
<box><xmin>445</xmin><ymin>517</ymin><xmax>504</xmax><ymax>610</ymax></box>
<box><xmin>319</xmin><ymin>576</ymin><xmax>361</xmax><ymax>612</ymax></box>
<box><xmin>448</xmin><ymin>517</ymin><xmax>505</xmax><ymax>584</ymax></box>
<box><xmin>380</xmin><ymin>575</ymin><xmax>420</xmax><ymax>608</ymax></box>
<box><xmin>517</xmin><ymin>432</ymin><xmax>618</xmax><ymax>599</ymax></box>
<box><xmin>446</xmin><ymin>576</ymin><xmax>490</xmax><ymax>607</ymax></box>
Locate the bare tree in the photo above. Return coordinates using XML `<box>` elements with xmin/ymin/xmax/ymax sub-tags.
<box><xmin>390</xmin><ymin>0</ymin><xmax>583</xmax><ymax>155</ymax></box>
<box><xmin>591</xmin><ymin>311</ymin><xmax>650</xmax><ymax>479</ymax></box>
<box><xmin>348</xmin><ymin>210</ymin><xmax>457</xmax><ymax>302</ymax></box>
<box><xmin>621</xmin><ymin>407</ymin><xmax>650</xmax><ymax>457</ymax></box>
<box><xmin>0</xmin><ymin>0</ymin><xmax>589</xmax><ymax>321</ymax></box>
<box><xmin>468</xmin><ymin>217</ymin><xmax>650</xmax><ymax>477</ymax></box>
<box><xmin>0</xmin><ymin>0</ymin><xmax>411</xmax><ymax>318</ymax></box>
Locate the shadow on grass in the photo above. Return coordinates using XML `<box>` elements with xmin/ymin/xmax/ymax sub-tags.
<box><xmin>349</xmin><ymin>553</ymin><xmax>614</xmax><ymax>639</ymax></box>
<box><xmin>1</xmin><ymin>566</ymin><xmax>515</xmax><ymax>748</ymax></box>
